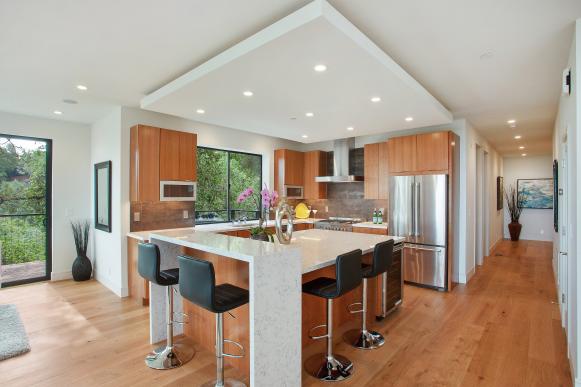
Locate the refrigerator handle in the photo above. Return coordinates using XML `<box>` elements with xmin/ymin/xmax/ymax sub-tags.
<box><xmin>415</xmin><ymin>182</ymin><xmax>420</xmax><ymax>236</ymax></box>
<box><xmin>411</xmin><ymin>182</ymin><xmax>415</xmax><ymax>236</ymax></box>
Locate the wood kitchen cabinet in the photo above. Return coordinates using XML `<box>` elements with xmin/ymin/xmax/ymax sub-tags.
<box><xmin>274</xmin><ymin>149</ymin><xmax>304</xmax><ymax>194</ymax></box>
<box><xmin>130</xmin><ymin>124</ymin><xmax>160</xmax><ymax>202</ymax></box>
<box><xmin>387</xmin><ymin>131</ymin><xmax>450</xmax><ymax>174</ymax></box>
<box><xmin>364</xmin><ymin>142</ymin><xmax>388</xmax><ymax>199</ymax></box>
<box><xmin>160</xmin><ymin>129</ymin><xmax>197</xmax><ymax>181</ymax></box>
<box><xmin>303</xmin><ymin>150</ymin><xmax>327</xmax><ymax>200</ymax></box>
<box><xmin>352</xmin><ymin>226</ymin><xmax>388</xmax><ymax>235</ymax></box>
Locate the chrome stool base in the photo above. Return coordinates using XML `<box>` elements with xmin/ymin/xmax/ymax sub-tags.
<box><xmin>344</xmin><ymin>329</ymin><xmax>385</xmax><ymax>350</ymax></box>
<box><xmin>145</xmin><ymin>343</ymin><xmax>195</xmax><ymax>370</ymax></box>
<box><xmin>305</xmin><ymin>353</ymin><xmax>354</xmax><ymax>382</ymax></box>
<box><xmin>201</xmin><ymin>378</ymin><xmax>247</xmax><ymax>387</ymax></box>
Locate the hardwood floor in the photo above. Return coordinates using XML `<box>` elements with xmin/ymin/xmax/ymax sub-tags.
<box><xmin>0</xmin><ymin>240</ymin><xmax>571</xmax><ymax>386</ymax></box>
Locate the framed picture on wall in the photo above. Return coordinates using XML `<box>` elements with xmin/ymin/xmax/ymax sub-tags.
<box><xmin>94</xmin><ymin>161</ymin><xmax>112</xmax><ymax>232</ymax></box>
<box><xmin>517</xmin><ymin>178</ymin><xmax>554</xmax><ymax>209</ymax></box>
<box><xmin>496</xmin><ymin>176</ymin><xmax>503</xmax><ymax>210</ymax></box>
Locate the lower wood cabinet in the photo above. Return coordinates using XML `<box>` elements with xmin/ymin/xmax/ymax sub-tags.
<box><xmin>352</xmin><ymin>226</ymin><xmax>388</xmax><ymax>235</ymax></box>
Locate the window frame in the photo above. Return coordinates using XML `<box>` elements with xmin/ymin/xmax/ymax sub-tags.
<box><xmin>195</xmin><ymin>146</ymin><xmax>263</xmax><ymax>224</ymax></box>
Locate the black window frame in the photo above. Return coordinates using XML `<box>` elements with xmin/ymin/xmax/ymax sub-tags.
<box><xmin>195</xmin><ymin>146</ymin><xmax>263</xmax><ymax>224</ymax></box>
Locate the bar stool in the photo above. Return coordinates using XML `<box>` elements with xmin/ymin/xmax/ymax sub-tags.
<box><xmin>345</xmin><ymin>240</ymin><xmax>394</xmax><ymax>349</ymax></box>
<box><xmin>178</xmin><ymin>255</ymin><xmax>249</xmax><ymax>387</ymax></box>
<box><xmin>303</xmin><ymin>249</ymin><xmax>363</xmax><ymax>382</ymax></box>
<box><xmin>137</xmin><ymin>242</ymin><xmax>194</xmax><ymax>369</ymax></box>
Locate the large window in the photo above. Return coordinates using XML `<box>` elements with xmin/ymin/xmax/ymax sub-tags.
<box><xmin>195</xmin><ymin>147</ymin><xmax>262</xmax><ymax>224</ymax></box>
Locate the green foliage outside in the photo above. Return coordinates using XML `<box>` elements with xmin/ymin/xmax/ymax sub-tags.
<box><xmin>196</xmin><ymin>148</ymin><xmax>261</xmax><ymax>223</ymax></box>
<box><xmin>0</xmin><ymin>137</ymin><xmax>47</xmax><ymax>265</ymax></box>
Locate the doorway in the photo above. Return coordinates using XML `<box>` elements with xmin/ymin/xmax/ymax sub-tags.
<box><xmin>0</xmin><ymin>134</ymin><xmax>52</xmax><ymax>287</ymax></box>
<box><xmin>558</xmin><ymin>131</ymin><xmax>569</xmax><ymax>332</ymax></box>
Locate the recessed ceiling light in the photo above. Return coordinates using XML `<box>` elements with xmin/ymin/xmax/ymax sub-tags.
<box><xmin>76</xmin><ymin>84</ymin><xmax>88</xmax><ymax>91</ymax></box>
<box><xmin>347</xmin><ymin>126</ymin><xmax>354</xmax><ymax>131</ymax></box>
<box><xmin>243</xmin><ymin>90</ymin><xmax>253</xmax><ymax>97</ymax></box>
<box><xmin>521</xmin><ymin>153</ymin><xmax>527</xmax><ymax>157</ymax></box>
<box><xmin>371</xmin><ymin>97</ymin><xmax>381</xmax><ymax>103</ymax></box>
<box><xmin>480</xmin><ymin>50</ymin><xmax>494</xmax><ymax>60</ymax></box>
<box><xmin>405</xmin><ymin>117</ymin><xmax>413</xmax><ymax>122</ymax></box>
<box><xmin>53</xmin><ymin>110</ymin><xmax>62</xmax><ymax>115</ymax></box>
<box><xmin>519</xmin><ymin>146</ymin><xmax>525</xmax><ymax>150</ymax></box>
<box><xmin>62</xmin><ymin>99</ymin><xmax>78</xmax><ymax>104</ymax></box>
<box><xmin>305</xmin><ymin>112</ymin><xmax>314</xmax><ymax>117</ymax></box>
<box><xmin>302</xmin><ymin>134</ymin><xmax>308</xmax><ymax>138</ymax></box>
<box><xmin>314</xmin><ymin>64</ymin><xmax>327</xmax><ymax>72</ymax></box>
<box><xmin>514</xmin><ymin>135</ymin><xmax>522</xmax><ymax>139</ymax></box>
<box><xmin>507</xmin><ymin>119</ymin><xmax>516</xmax><ymax>124</ymax></box>
<box><xmin>196</xmin><ymin>109</ymin><xmax>205</xmax><ymax>114</ymax></box>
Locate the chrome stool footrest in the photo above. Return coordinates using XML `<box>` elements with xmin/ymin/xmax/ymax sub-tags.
<box><xmin>347</xmin><ymin>302</ymin><xmax>364</xmax><ymax>314</ymax></box>
<box><xmin>223</xmin><ymin>339</ymin><xmax>245</xmax><ymax>358</ymax></box>
<box><xmin>308</xmin><ymin>324</ymin><xmax>328</xmax><ymax>340</ymax></box>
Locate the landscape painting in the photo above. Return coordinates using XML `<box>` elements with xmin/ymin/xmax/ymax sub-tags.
<box><xmin>517</xmin><ymin>178</ymin><xmax>553</xmax><ymax>209</ymax></box>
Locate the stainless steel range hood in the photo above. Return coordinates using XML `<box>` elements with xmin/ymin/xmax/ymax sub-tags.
<box><xmin>315</xmin><ymin>138</ymin><xmax>364</xmax><ymax>183</ymax></box>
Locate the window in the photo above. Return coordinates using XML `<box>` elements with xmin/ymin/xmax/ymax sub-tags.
<box><xmin>195</xmin><ymin>147</ymin><xmax>262</xmax><ymax>224</ymax></box>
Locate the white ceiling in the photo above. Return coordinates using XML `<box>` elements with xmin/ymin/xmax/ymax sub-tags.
<box><xmin>141</xmin><ymin>1</ymin><xmax>452</xmax><ymax>143</ymax></box>
<box><xmin>1</xmin><ymin>0</ymin><xmax>580</xmax><ymax>154</ymax></box>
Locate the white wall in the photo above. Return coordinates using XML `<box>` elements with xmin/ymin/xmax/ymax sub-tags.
<box><xmin>553</xmin><ymin>18</ymin><xmax>580</xmax><ymax>387</ymax></box>
<box><xmin>91</xmin><ymin>107</ymin><xmax>125</xmax><ymax>296</ymax></box>
<box><xmin>502</xmin><ymin>155</ymin><xmax>553</xmax><ymax>241</ymax></box>
<box><xmin>0</xmin><ymin>111</ymin><xmax>92</xmax><ymax>279</ymax></box>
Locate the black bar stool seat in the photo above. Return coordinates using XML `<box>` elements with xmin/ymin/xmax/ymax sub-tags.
<box><xmin>138</xmin><ymin>243</ymin><xmax>194</xmax><ymax>370</ymax></box>
<box><xmin>303</xmin><ymin>249</ymin><xmax>362</xmax><ymax>382</ymax></box>
<box><xmin>178</xmin><ymin>255</ymin><xmax>249</xmax><ymax>387</ymax></box>
<box><xmin>345</xmin><ymin>240</ymin><xmax>394</xmax><ymax>350</ymax></box>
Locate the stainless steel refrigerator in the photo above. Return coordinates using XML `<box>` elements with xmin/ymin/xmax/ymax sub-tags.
<box><xmin>389</xmin><ymin>174</ymin><xmax>448</xmax><ymax>290</ymax></box>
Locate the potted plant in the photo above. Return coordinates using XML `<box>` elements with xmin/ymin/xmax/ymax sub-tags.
<box><xmin>236</xmin><ymin>185</ymin><xmax>279</xmax><ymax>242</ymax></box>
<box><xmin>71</xmin><ymin>220</ymin><xmax>92</xmax><ymax>281</ymax></box>
<box><xmin>504</xmin><ymin>185</ymin><xmax>524</xmax><ymax>241</ymax></box>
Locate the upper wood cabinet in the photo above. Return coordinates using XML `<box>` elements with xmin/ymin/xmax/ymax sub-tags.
<box><xmin>387</xmin><ymin>131</ymin><xmax>450</xmax><ymax>174</ymax></box>
<box><xmin>364</xmin><ymin>142</ymin><xmax>388</xmax><ymax>200</ymax></box>
<box><xmin>416</xmin><ymin>131</ymin><xmax>449</xmax><ymax>173</ymax></box>
<box><xmin>131</xmin><ymin>125</ymin><xmax>197</xmax><ymax>202</ymax></box>
<box><xmin>130</xmin><ymin>125</ymin><xmax>160</xmax><ymax>202</ymax></box>
<box><xmin>160</xmin><ymin>129</ymin><xmax>197</xmax><ymax>181</ymax></box>
<box><xmin>387</xmin><ymin>135</ymin><xmax>416</xmax><ymax>174</ymax></box>
<box><xmin>304</xmin><ymin>151</ymin><xmax>327</xmax><ymax>200</ymax></box>
<box><xmin>274</xmin><ymin>149</ymin><xmax>305</xmax><ymax>193</ymax></box>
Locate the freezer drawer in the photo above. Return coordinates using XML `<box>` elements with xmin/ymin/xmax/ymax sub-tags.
<box><xmin>404</xmin><ymin>244</ymin><xmax>446</xmax><ymax>289</ymax></box>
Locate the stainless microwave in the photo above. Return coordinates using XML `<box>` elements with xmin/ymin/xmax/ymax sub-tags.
<box><xmin>284</xmin><ymin>185</ymin><xmax>303</xmax><ymax>199</ymax></box>
<box><xmin>160</xmin><ymin>181</ymin><xmax>197</xmax><ymax>201</ymax></box>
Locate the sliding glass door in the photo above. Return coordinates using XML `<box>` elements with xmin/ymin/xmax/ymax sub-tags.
<box><xmin>0</xmin><ymin>134</ymin><xmax>52</xmax><ymax>287</ymax></box>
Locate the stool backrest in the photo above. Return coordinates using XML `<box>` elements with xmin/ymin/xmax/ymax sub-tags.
<box><xmin>178</xmin><ymin>255</ymin><xmax>216</xmax><ymax>312</ymax></box>
<box><xmin>335</xmin><ymin>249</ymin><xmax>363</xmax><ymax>296</ymax></box>
<box><xmin>138</xmin><ymin>243</ymin><xmax>162</xmax><ymax>285</ymax></box>
<box><xmin>369</xmin><ymin>240</ymin><xmax>394</xmax><ymax>277</ymax></box>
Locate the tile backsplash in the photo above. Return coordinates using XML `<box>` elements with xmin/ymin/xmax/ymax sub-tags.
<box><xmin>130</xmin><ymin>201</ymin><xmax>195</xmax><ymax>231</ymax></box>
<box><xmin>289</xmin><ymin>183</ymin><xmax>387</xmax><ymax>222</ymax></box>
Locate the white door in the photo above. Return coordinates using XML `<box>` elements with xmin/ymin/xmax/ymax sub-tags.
<box><xmin>558</xmin><ymin>138</ymin><xmax>568</xmax><ymax>329</ymax></box>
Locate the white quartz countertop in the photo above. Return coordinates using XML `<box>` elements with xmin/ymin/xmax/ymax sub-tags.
<box><xmin>147</xmin><ymin>228</ymin><xmax>404</xmax><ymax>274</ymax></box>
<box><xmin>292</xmin><ymin>229</ymin><xmax>404</xmax><ymax>273</ymax></box>
<box><xmin>127</xmin><ymin>218</ymin><xmax>324</xmax><ymax>241</ymax></box>
<box><xmin>352</xmin><ymin>222</ymin><xmax>388</xmax><ymax>229</ymax></box>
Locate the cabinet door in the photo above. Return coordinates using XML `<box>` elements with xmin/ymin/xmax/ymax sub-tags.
<box><xmin>378</xmin><ymin>142</ymin><xmax>389</xmax><ymax>199</ymax></box>
<box><xmin>388</xmin><ymin>136</ymin><xmax>416</xmax><ymax>173</ymax></box>
<box><xmin>304</xmin><ymin>151</ymin><xmax>327</xmax><ymax>199</ymax></box>
<box><xmin>285</xmin><ymin>150</ymin><xmax>304</xmax><ymax>186</ymax></box>
<box><xmin>159</xmin><ymin>129</ymin><xmax>180</xmax><ymax>181</ymax></box>
<box><xmin>179</xmin><ymin>132</ymin><xmax>197</xmax><ymax>181</ymax></box>
<box><xmin>364</xmin><ymin>143</ymin><xmax>379</xmax><ymax>199</ymax></box>
<box><xmin>416</xmin><ymin>131</ymin><xmax>449</xmax><ymax>172</ymax></box>
<box><xmin>131</xmin><ymin>125</ymin><xmax>160</xmax><ymax>202</ymax></box>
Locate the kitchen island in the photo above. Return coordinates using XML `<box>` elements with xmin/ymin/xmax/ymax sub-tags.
<box><xmin>145</xmin><ymin>228</ymin><xmax>404</xmax><ymax>386</ymax></box>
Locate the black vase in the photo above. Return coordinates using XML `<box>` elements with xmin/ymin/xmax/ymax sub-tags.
<box><xmin>72</xmin><ymin>255</ymin><xmax>92</xmax><ymax>281</ymax></box>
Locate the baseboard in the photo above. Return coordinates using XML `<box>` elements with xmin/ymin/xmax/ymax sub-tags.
<box><xmin>51</xmin><ymin>271</ymin><xmax>72</xmax><ymax>281</ymax></box>
<box><xmin>466</xmin><ymin>267</ymin><xmax>476</xmax><ymax>282</ymax></box>
<box><xmin>489</xmin><ymin>237</ymin><xmax>503</xmax><ymax>254</ymax></box>
<box><xmin>94</xmin><ymin>271</ymin><xmax>128</xmax><ymax>298</ymax></box>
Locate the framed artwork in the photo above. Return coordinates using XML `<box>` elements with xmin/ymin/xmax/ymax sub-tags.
<box><xmin>517</xmin><ymin>178</ymin><xmax>553</xmax><ymax>209</ymax></box>
<box><xmin>496</xmin><ymin>176</ymin><xmax>503</xmax><ymax>210</ymax></box>
<box><xmin>94</xmin><ymin>161</ymin><xmax>112</xmax><ymax>232</ymax></box>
